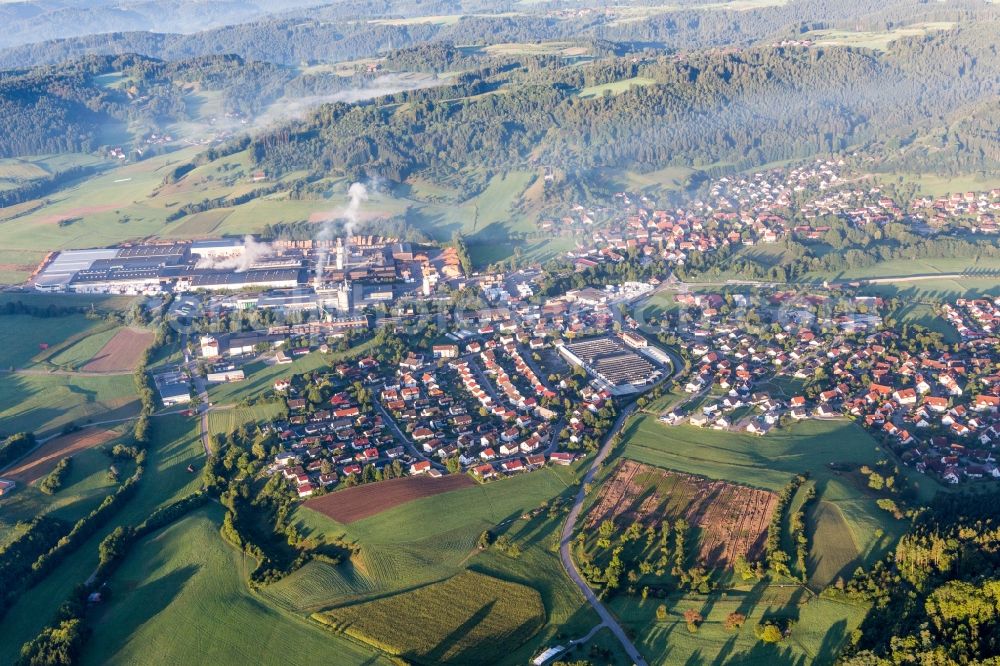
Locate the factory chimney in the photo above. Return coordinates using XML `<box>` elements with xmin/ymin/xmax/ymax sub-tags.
<box><xmin>335</xmin><ymin>237</ymin><xmax>346</xmax><ymax>271</ymax></box>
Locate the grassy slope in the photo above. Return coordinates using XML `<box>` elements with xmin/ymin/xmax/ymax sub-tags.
<box><xmin>47</xmin><ymin>327</ymin><xmax>122</xmax><ymax>369</ymax></box>
<box><xmin>804</xmin><ymin>22</ymin><xmax>955</xmax><ymax>50</ymax></box>
<box><xmin>0</xmin><ymin>442</ymin><xmax>122</xmax><ymax>544</ymax></box>
<box><xmin>611</xmin><ymin>583</ymin><xmax>866</xmax><ymax>666</ymax></box>
<box><xmin>269</xmin><ymin>463</ymin><xmax>600</xmax><ymax>664</ymax></box>
<box><xmin>0</xmin><ymin>416</ymin><xmax>203</xmax><ymax>664</ymax></box>
<box><xmin>83</xmin><ymin>505</ymin><xmax>388</xmax><ymax>666</ymax></box>
<box><xmin>0</xmin><ymin>373</ymin><xmax>138</xmax><ymax>436</ymax></box>
<box><xmin>207</xmin><ymin>403</ymin><xmax>286</xmax><ymax>437</ymax></box>
<box><xmin>0</xmin><ymin>314</ymin><xmax>109</xmax><ymax>370</ymax></box>
<box><xmin>316</xmin><ymin>570</ymin><xmax>544</xmax><ymax>663</ymax></box>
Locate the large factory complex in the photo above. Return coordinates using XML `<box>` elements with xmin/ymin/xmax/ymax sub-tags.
<box><xmin>30</xmin><ymin>236</ymin><xmax>463</xmax><ymax>312</ymax></box>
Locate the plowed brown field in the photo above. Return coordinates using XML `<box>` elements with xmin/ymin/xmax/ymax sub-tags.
<box><xmin>2</xmin><ymin>428</ymin><xmax>117</xmax><ymax>484</ymax></box>
<box><xmin>305</xmin><ymin>473</ymin><xmax>474</xmax><ymax>523</ymax></box>
<box><xmin>587</xmin><ymin>460</ymin><xmax>777</xmax><ymax>568</ymax></box>
<box><xmin>81</xmin><ymin>328</ymin><xmax>154</xmax><ymax>372</ymax></box>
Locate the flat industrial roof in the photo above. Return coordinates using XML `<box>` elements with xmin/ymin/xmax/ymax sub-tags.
<box><xmin>35</xmin><ymin>248</ymin><xmax>120</xmax><ymax>287</ymax></box>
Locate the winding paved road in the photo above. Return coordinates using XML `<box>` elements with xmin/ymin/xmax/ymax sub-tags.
<box><xmin>559</xmin><ymin>402</ymin><xmax>647</xmax><ymax>666</ymax></box>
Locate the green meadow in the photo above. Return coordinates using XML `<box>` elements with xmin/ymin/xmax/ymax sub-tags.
<box><xmin>83</xmin><ymin>505</ymin><xmax>390</xmax><ymax>666</ymax></box>
<box><xmin>0</xmin><ymin>416</ymin><xmax>204</xmax><ymax>664</ymax></box>
<box><xmin>0</xmin><ymin>373</ymin><xmax>138</xmax><ymax>436</ymax></box>
<box><xmin>0</xmin><ymin>439</ymin><xmax>124</xmax><ymax>544</ymax></box>
<box><xmin>267</xmin><ymin>463</ymin><xmax>600</xmax><ymax>664</ymax></box>
<box><xmin>0</xmin><ymin>314</ymin><xmax>109</xmax><ymax>370</ymax></box>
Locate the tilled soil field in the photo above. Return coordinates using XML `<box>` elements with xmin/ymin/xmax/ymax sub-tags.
<box><xmin>305</xmin><ymin>474</ymin><xmax>474</xmax><ymax>523</ymax></box>
<box><xmin>587</xmin><ymin>459</ymin><xmax>777</xmax><ymax>567</ymax></box>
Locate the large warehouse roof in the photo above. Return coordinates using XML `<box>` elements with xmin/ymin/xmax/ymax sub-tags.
<box><xmin>35</xmin><ymin>248</ymin><xmax>120</xmax><ymax>288</ymax></box>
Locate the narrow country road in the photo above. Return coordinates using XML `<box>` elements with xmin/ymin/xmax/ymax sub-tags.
<box><xmin>559</xmin><ymin>401</ymin><xmax>648</xmax><ymax>666</ymax></box>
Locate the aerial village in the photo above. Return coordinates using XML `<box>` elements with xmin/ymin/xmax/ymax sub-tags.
<box><xmin>15</xmin><ymin>157</ymin><xmax>1000</xmax><ymax>498</ymax></box>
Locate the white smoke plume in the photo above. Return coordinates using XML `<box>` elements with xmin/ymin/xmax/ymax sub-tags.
<box><xmin>196</xmin><ymin>235</ymin><xmax>274</xmax><ymax>272</ymax></box>
<box><xmin>251</xmin><ymin>74</ymin><xmax>444</xmax><ymax>130</ymax></box>
<box><xmin>314</xmin><ymin>182</ymin><xmax>369</xmax><ymax>283</ymax></box>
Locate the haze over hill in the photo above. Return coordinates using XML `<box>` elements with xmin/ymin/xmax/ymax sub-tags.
<box><xmin>1</xmin><ymin>2</ymin><xmax>1000</xmax><ymax>666</ymax></box>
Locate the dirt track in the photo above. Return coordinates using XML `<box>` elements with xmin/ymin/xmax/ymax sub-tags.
<box><xmin>305</xmin><ymin>474</ymin><xmax>474</xmax><ymax>523</ymax></box>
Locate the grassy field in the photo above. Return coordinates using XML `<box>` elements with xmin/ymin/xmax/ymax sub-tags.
<box><xmin>805</xmin><ymin>22</ymin><xmax>956</xmax><ymax>50</ymax></box>
<box><xmin>479</xmin><ymin>41</ymin><xmax>591</xmax><ymax>58</ymax></box>
<box><xmin>47</xmin><ymin>326</ymin><xmax>122</xmax><ymax>369</ymax></box>
<box><xmin>265</xmin><ymin>463</ymin><xmax>600</xmax><ymax>663</ymax></box>
<box><xmin>207</xmin><ymin>341</ymin><xmax>375</xmax><ymax>406</ymax></box>
<box><xmin>403</xmin><ymin>170</ymin><xmax>539</xmax><ymax>244</ymax></box>
<box><xmin>618</xmin><ymin>417</ymin><xmax>933</xmax><ymax>585</ymax></box>
<box><xmin>811</xmin><ymin>257</ymin><xmax>1000</xmax><ymax>282</ymax></box>
<box><xmin>0</xmin><ymin>441</ymin><xmax>123</xmax><ymax>545</ymax></box>
<box><xmin>610</xmin><ymin>582</ymin><xmax>866</xmax><ymax>665</ymax></box>
<box><xmin>83</xmin><ymin>504</ymin><xmax>389</xmax><ymax>666</ymax></box>
<box><xmin>0</xmin><ymin>373</ymin><xmax>138</xmax><ymax>436</ymax></box>
<box><xmin>0</xmin><ymin>315</ymin><xmax>112</xmax><ymax>370</ymax></box>
<box><xmin>0</xmin><ymin>153</ymin><xmax>103</xmax><ymax>185</ymax></box>
<box><xmin>315</xmin><ymin>570</ymin><xmax>544</xmax><ymax>664</ymax></box>
<box><xmin>207</xmin><ymin>403</ymin><xmax>286</xmax><ymax>437</ymax></box>
<box><xmin>894</xmin><ymin>302</ymin><xmax>959</xmax><ymax>342</ymax></box>
<box><xmin>891</xmin><ymin>171</ymin><xmax>1000</xmax><ymax>197</ymax></box>
<box><xmin>578</xmin><ymin>77</ymin><xmax>657</xmax><ymax>98</ymax></box>
<box><xmin>0</xmin><ymin>416</ymin><xmax>204</xmax><ymax>664</ymax></box>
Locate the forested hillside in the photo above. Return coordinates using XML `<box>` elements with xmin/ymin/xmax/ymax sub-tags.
<box><xmin>842</xmin><ymin>489</ymin><xmax>1000</xmax><ymax>664</ymax></box>
<box><xmin>243</xmin><ymin>24</ymin><xmax>1000</xmax><ymax>191</ymax></box>
<box><xmin>0</xmin><ymin>54</ymin><xmax>291</xmax><ymax>157</ymax></box>
<box><xmin>1</xmin><ymin>0</ymin><xmax>995</xmax><ymax>69</ymax></box>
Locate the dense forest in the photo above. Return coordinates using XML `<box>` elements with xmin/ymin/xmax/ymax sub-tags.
<box><xmin>241</xmin><ymin>23</ymin><xmax>1000</xmax><ymax>192</ymax></box>
<box><xmin>841</xmin><ymin>489</ymin><xmax>1000</xmax><ymax>664</ymax></box>
<box><xmin>0</xmin><ymin>53</ymin><xmax>292</xmax><ymax>157</ymax></box>
<box><xmin>1</xmin><ymin>0</ymin><xmax>995</xmax><ymax>69</ymax></box>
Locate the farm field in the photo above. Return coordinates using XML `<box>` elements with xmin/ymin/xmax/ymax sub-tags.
<box><xmin>0</xmin><ymin>373</ymin><xmax>138</xmax><ymax>436</ymax></box>
<box><xmin>0</xmin><ymin>416</ymin><xmax>203</xmax><ymax>664</ymax></box>
<box><xmin>803</xmin><ymin>22</ymin><xmax>956</xmax><ymax>50</ymax></box>
<box><xmin>618</xmin><ymin>417</ymin><xmax>927</xmax><ymax>586</ymax></box>
<box><xmin>83</xmin><ymin>504</ymin><xmax>389</xmax><ymax>666</ymax></box>
<box><xmin>586</xmin><ymin>460</ymin><xmax>777</xmax><ymax>567</ymax></box>
<box><xmin>0</xmin><ymin>314</ymin><xmax>109</xmax><ymax>370</ymax></box>
<box><xmin>305</xmin><ymin>474</ymin><xmax>475</xmax><ymax>523</ymax></box>
<box><xmin>266</xmin><ymin>463</ymin><xmax>599</xmax><ymax>663</ymax></box>
<box><xmin>80</xmin><ymin>327</ymin><xmax>154</xmax><ymax>372</ymax></box>
<box><xmin>315</xmin><ymin>570</ymin><xmax>544</xmax><ymax>664</ymax></box>
<box><xmin>0</xmin><ymin>427</ymin><xmax>118</xmax><ymax>484</ymax></box>
<box><xmin>207</xmin><ymin>402</ymin><xmax>286</xmax><ymax>437</ymax></box>
<box><xmin>0</xmin><ymin>437</ymin><xmax>122</xmax><ymax>545</ymax></box>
